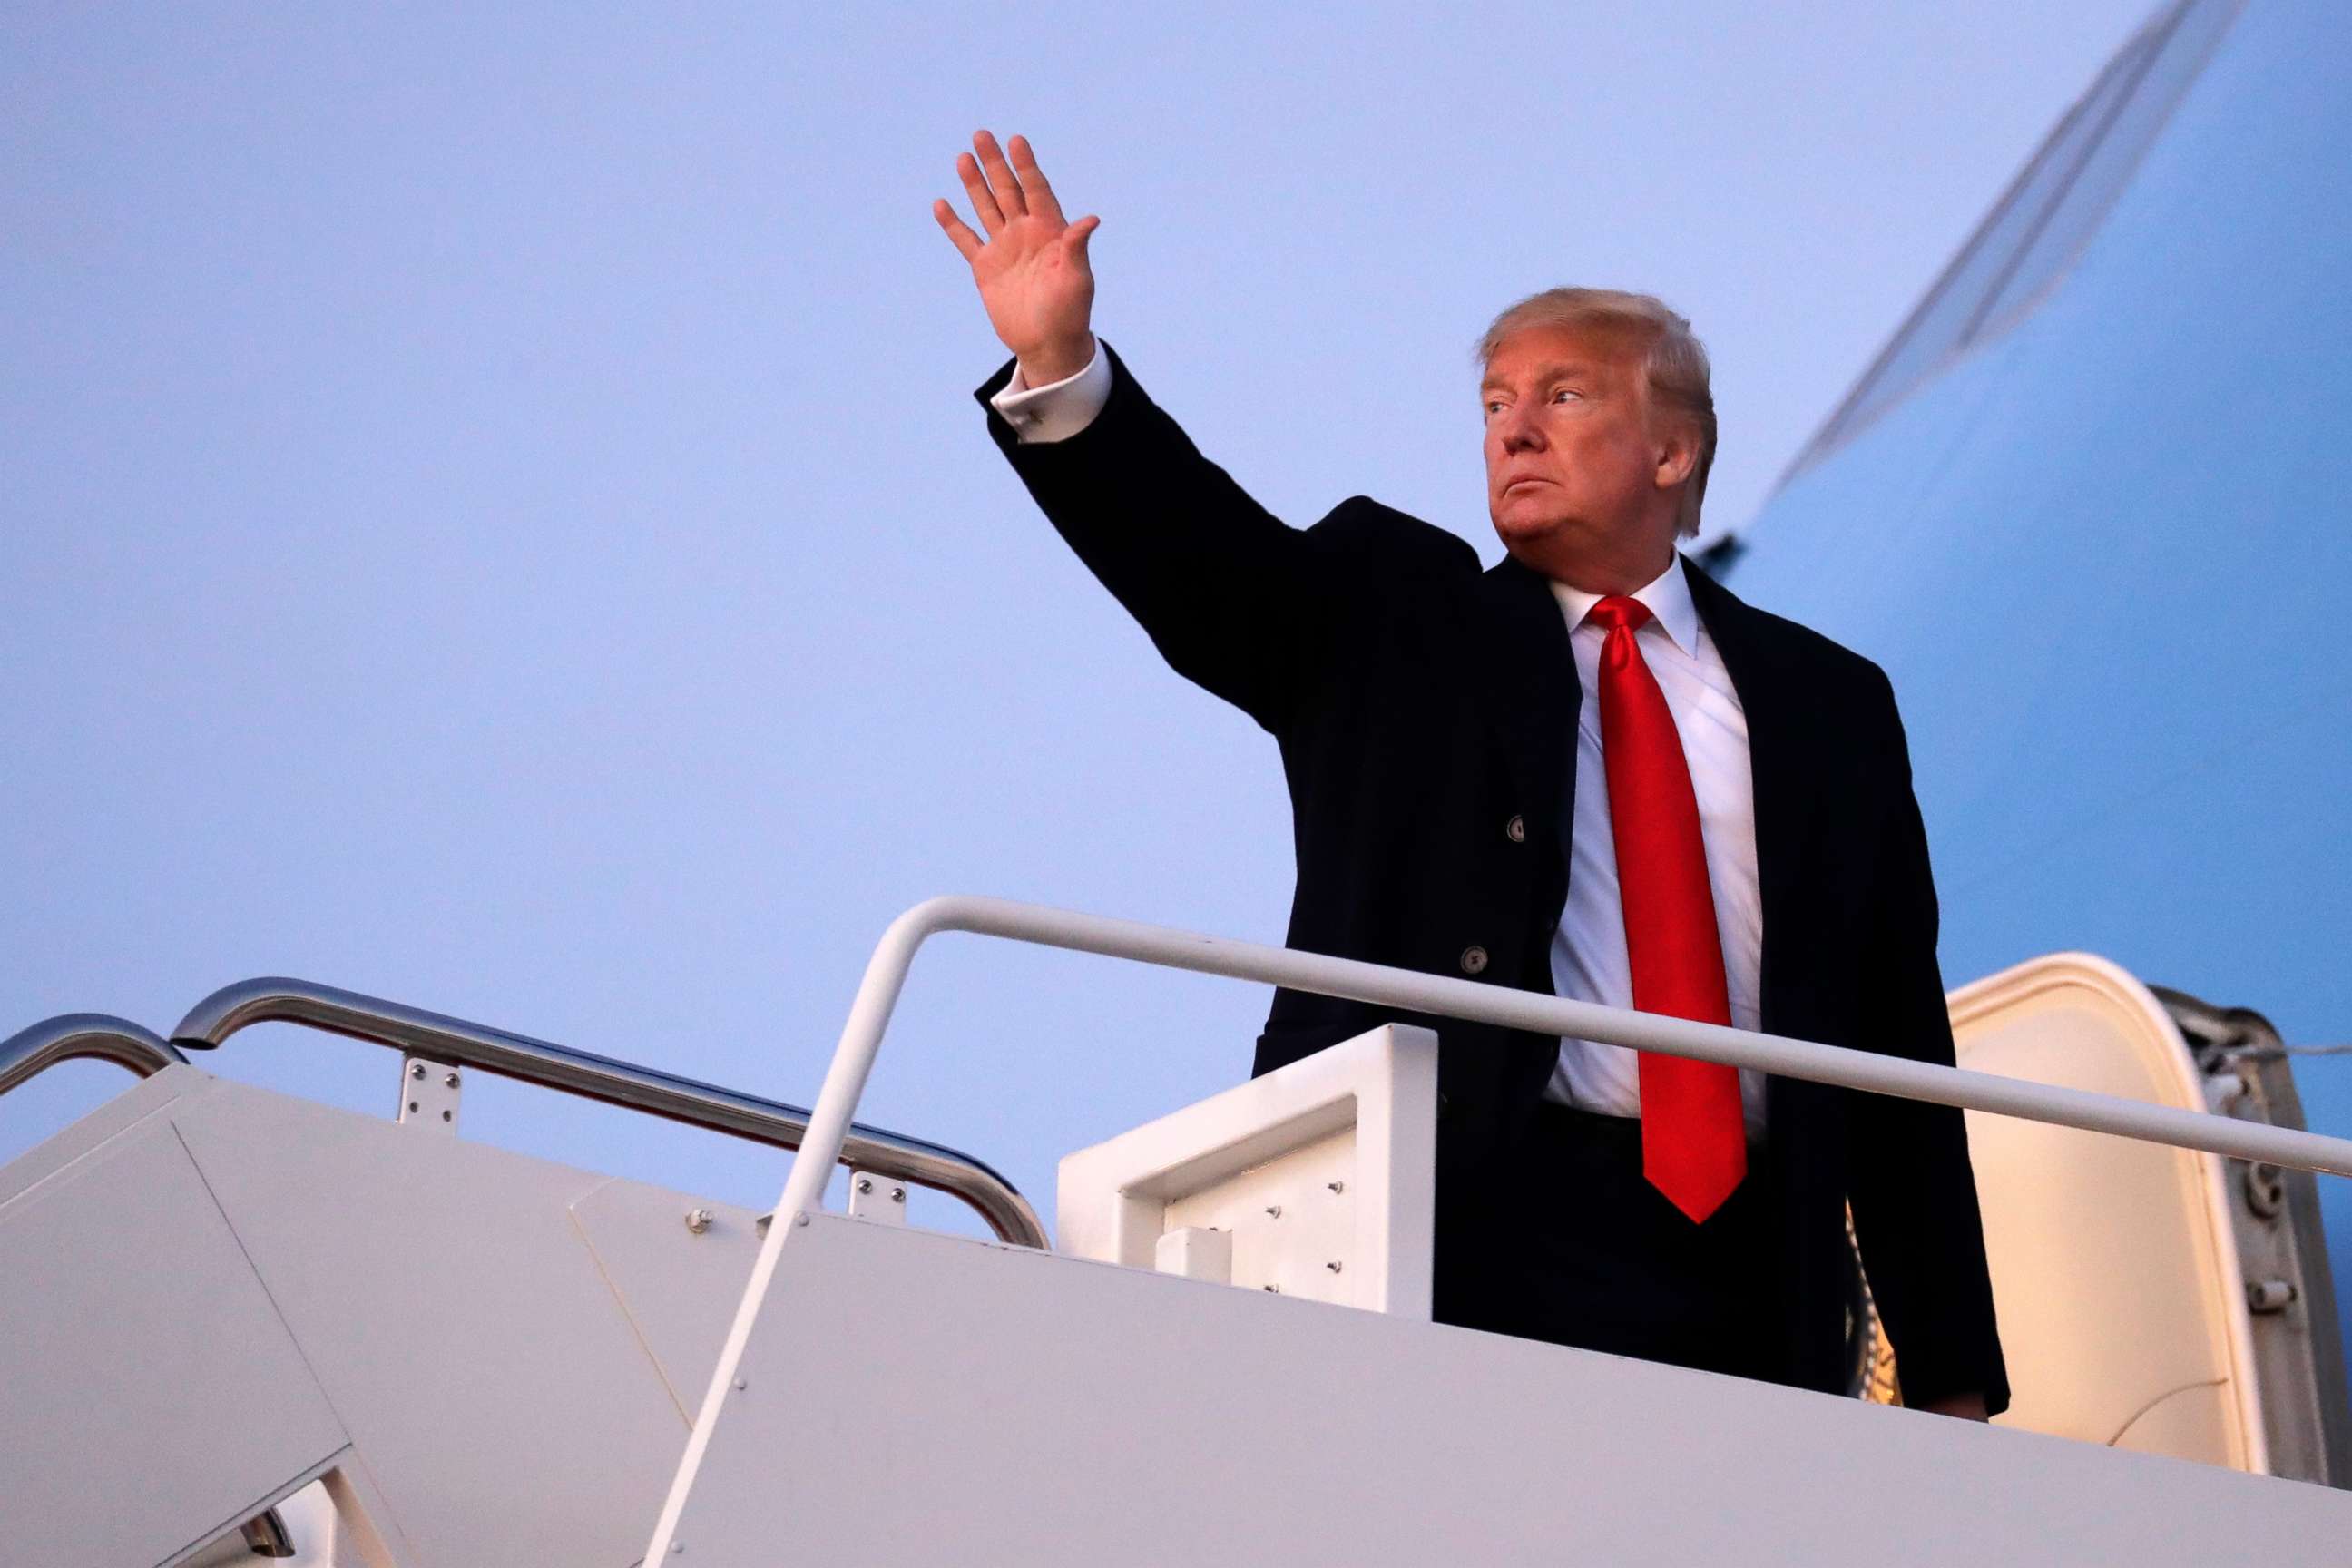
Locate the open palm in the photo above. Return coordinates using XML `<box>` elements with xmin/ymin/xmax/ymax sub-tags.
<box><xmin>934</xmin><ymin>131</ymin><xmax>1100</xmax><ymax>383</ymax></box>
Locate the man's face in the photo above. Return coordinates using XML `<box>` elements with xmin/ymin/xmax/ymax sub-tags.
<box><xmin>1481</xmin><ymin>321</ymin><xmax>1682</xmax><ymax>573</ymax></box>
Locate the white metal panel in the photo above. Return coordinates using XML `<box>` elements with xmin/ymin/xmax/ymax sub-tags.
<box><xmin>1161</xmin><ymin>1127</ymin><xmax>1353</xmax><ymax>1298</ymax></box>
<box><xmin>392</xmin><ymin>1056</ymin><xmax>462</xmax><ymax>1134</ymax></box>
<box><xmin>1950</xmin><ymin>955</ymin><xmax>2262</xmax><ymax>1466</ymax></box>
<box><xmin>1153</xmin><ymin>1224</ymin><xmax>1234</xmax><ymax>1283</ymax></box>
<box><xmin>2114</xmin><ymin>1380</ymin><xmax>2239</xmax><ymax>1460</ymax></box>
<box><xmin>569</xmin><ymin>1177</ymin><xmax>764</xmax><ymax>1421</ymax></box>
<box><xmin>0</xmin><ymin>1062</ymin><xmax>206</xmax><ymax>1210</ymax></box>
<box><xmin>0</xmin><ymin>1116</ymin><xmax>350</xmax><ymax>1568</ymax></box>
<box><xmin>845</xmin><ymin>1170</ymin><xmax>910</xmax><ymax>1223</ymax></box>
<box><xmin>165</xmin><ymin>1079</ymin><xmax>700</xmax><ymax>1568</ymax></box>
<box><xmin>1057</xmin><ymin>1024</ymin><xmax>1437</xmax><ymax>1315</ymax></box>
<box><xmin>658</xmin><ymin>1214</ymin><xmax>2352</xmax><ymax>1566</ymax></box>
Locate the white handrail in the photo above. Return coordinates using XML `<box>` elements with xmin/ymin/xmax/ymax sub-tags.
<box><xmin>772</xmin><ymin>896</ymin><xmax>2352</xmax><ymax>1232</ymax></box>
<box><xmin>644</xmin><ymin>893</ymin><xmax>2352</xmax><ymax>1558</ymax></box>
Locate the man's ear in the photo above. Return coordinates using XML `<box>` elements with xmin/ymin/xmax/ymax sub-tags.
<box><xmin>1652</xmin><ymin>420</ymin><xmax>1700</xmax><ymax>493</ymax></box>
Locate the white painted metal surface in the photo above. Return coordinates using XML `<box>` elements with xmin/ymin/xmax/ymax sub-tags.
<box><xmin>0</xmin><ymin>1068</ymin><xmax>351</xmax><ymax>1568</ymax></box>
<box><xmin>847</xmin><ymin>1168</ymin><xmax>910</xmax><ymax>1224</ymax></box>
<box><xmin>1058</xmin><ymin>1024</ymin><xmax>1436</xmax><ymax>1313</ymax></box>
<box><xmin>1952</xmin><ymin>954</ymin><xmax>2266</xmax><ymax>1466</ymax></box>
<box><xmin>169</xmin><ymin>1082</ymin><xmax>695</xmax><ymax>1566</ymax></box>
<box><xmin>0</xmin><ymin>1064</ymin><xmax>764</xmax><ymax>1567</ymax></box>
<box><xmin>570</xmin><ymin>1175</ymin><xmax>765</xmax><ymax>1422</ymax></box>
<box><xmin>11</xmin><ymin>904</ymin><xmax>2352</xmax><ymax>1564</ymax></box>
<box><xmin>394</xmin><ymin>1055</ymin><xmax>461</xmax><ymax>1134</ymax></box>
<box><xmin>648</xmin><ymin>897</ymin><xmax>2352</xmax><ymax>1564</ymax></box>
<box><xmin>657</xmin><ymin>1212</ymin><xmax>2352</xmax><ymax>1564</ymax></box>
<box><xmin>1153</xmin><ymin>1223</ymin><xmax>1234</xmax><ymax>1283</ymax></box>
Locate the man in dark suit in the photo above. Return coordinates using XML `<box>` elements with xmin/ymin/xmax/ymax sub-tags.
<box><xmin>935</xmin><ymin>130</ymin><xmax>2006</xmax><ymax>1418</ymax></box>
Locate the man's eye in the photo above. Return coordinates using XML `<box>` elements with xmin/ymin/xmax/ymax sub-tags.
<box><xmin>1552</xmin><ymin>387</ymin><xmax>1583</xmax><ymax>402</ymax></box>
<box><xmin>1483</xmin><ymin>400</ymin><xmax>1505</xmax><ymax>416</ymax></box>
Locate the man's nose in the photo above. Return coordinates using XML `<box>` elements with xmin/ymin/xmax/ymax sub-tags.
<box><xmin>1496</xmin><ymin>403</ymin><xmax>1545</xmax><ymax>454</ymax></box>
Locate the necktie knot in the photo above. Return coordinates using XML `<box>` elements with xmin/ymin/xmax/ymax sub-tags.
<box><xmin>1587</xmin><ymin>595</ymin><xmax>1653</xmax><ymax>635</ymax></box>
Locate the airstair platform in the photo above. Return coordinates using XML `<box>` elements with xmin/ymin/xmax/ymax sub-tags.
<box><xmin>5</xmin><ymin>896</ymin><xmax>2351</xmax><ymax>1564</ymax></box>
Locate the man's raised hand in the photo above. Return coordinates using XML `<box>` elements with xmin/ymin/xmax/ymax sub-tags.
<box><xmin>933</xmin><ymin>131</ymin><xmax>1101</xmax><ymax>386</ymax></box>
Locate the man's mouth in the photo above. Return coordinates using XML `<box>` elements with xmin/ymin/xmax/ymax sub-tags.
<box><xmin>1502</xmin><ymin>476</ymin><xmax>1550</xmax><ymax>495</ymax></box>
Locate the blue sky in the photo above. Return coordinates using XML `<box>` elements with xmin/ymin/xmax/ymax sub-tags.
<box><xmin>3</xmin><ymin>4</ymin><xmax>2160</xmax><ymax>1227</ymax></box>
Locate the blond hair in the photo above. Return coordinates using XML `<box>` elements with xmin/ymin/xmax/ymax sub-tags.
<box><xmin>1475</xmin><ymin>288</ymin><xmax>1716</xmax><ymax>538</ymax></box>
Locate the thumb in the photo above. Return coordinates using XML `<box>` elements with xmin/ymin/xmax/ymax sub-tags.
<box><xmin>1063</xmin><ymin>213</ymin><xmax>1101</xmax><ymax>261</ymax></box>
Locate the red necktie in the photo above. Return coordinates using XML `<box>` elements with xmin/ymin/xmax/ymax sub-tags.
<box><xmin>1587</xmin><ymin>595</ymin><xmax>1746</xmax><ymax>1223</ymax></box>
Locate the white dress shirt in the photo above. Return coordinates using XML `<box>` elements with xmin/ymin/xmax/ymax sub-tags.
<box><xmin>1548</xmin><ymin>564</ymin><xmax>1768</xmax><ymax>1142</ymax></box>
<box><xmin>989</xmin><ymin>343</ymin><xmax>1768</xmax><ymax>1141</ymax></box>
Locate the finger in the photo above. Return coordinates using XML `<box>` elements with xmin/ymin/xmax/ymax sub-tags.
<box><xmin>974</xmin><ymin>129</ymin><xmax>1027</xmax><ymax>220</ymax></box>
<box><xmin>1007</xmin><ymin>135</ymin><xmax>1065</xmax><ymax>226</ymax></box>
<box><xmin>933</xmin><ymin>198</ymin><xmax>984</xmax><ymax>261</ymax></box>
<box><xmin>956</xmin><ymin>151</ymin><xmax>1004</xmax><ymax>234</ymax></box>
<box><xmin>1063</xmin><ymin>212</ymin><xmax>1100</xmax><ymax>263</ymax></box>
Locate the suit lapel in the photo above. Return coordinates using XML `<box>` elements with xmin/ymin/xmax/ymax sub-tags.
<box><xmin>1464</xmin><ymin>552</ymin><xmax>1817</xmax><ymax>933</ymax></box>
<box><xmin>1463</xmin><ymin>550</ymin><xmax>1822</xmax><ymax>1157</ymax></box>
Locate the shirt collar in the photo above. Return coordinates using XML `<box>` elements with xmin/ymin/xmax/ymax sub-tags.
<box><xmin>1549</xmin><ymin>554</ymin><xmax>1699</xmax><ymax>655</ymax></box>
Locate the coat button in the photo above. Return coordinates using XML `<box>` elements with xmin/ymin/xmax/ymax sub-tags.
<box><xmin>1505</xmin><ymin>814</ymin><xmax>1526</xmax><ymax>843</ymax></box>
<box><xmin>1459</xmin><ymin>945</ymin><xmax>1489</xmax><ymax>975</ymax></box>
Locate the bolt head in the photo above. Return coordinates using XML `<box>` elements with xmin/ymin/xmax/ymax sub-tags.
<box><xmin>889</xmin><ymin>1186</ymin><xmax>906</xmax><ymax>1203</ymax></box>
<box><xmin>855</xmin><ymin>1177</ymin><xmax>873</xmax><ymax>1195</ymax></box>
<box><xmin>409</xmin><ymin>1063</ymin><xmax>425</xmax><ymax>1079</ymax></box>
<box><xmin>445</xmin><ymin>1071</ymin><xmax>460</xmax><ymax>1088</ymax></box>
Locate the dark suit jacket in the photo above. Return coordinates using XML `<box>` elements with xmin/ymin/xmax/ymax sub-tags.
<box><xmin>977</xmin><ymin>340</ymin><xmax>2009</xmax><ymax>1415</ymax></box>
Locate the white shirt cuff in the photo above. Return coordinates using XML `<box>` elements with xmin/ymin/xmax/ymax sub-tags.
<box><xmin>988</xmin><ymin>338</ymin><xmax>1111</xmax><ymax>444</ymax></box>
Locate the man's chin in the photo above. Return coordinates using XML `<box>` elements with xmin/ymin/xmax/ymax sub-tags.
<box><xmin>1490</xmin><ymin>508</ymin><xmax>1567</xmax><ymax>554</ymax></box>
